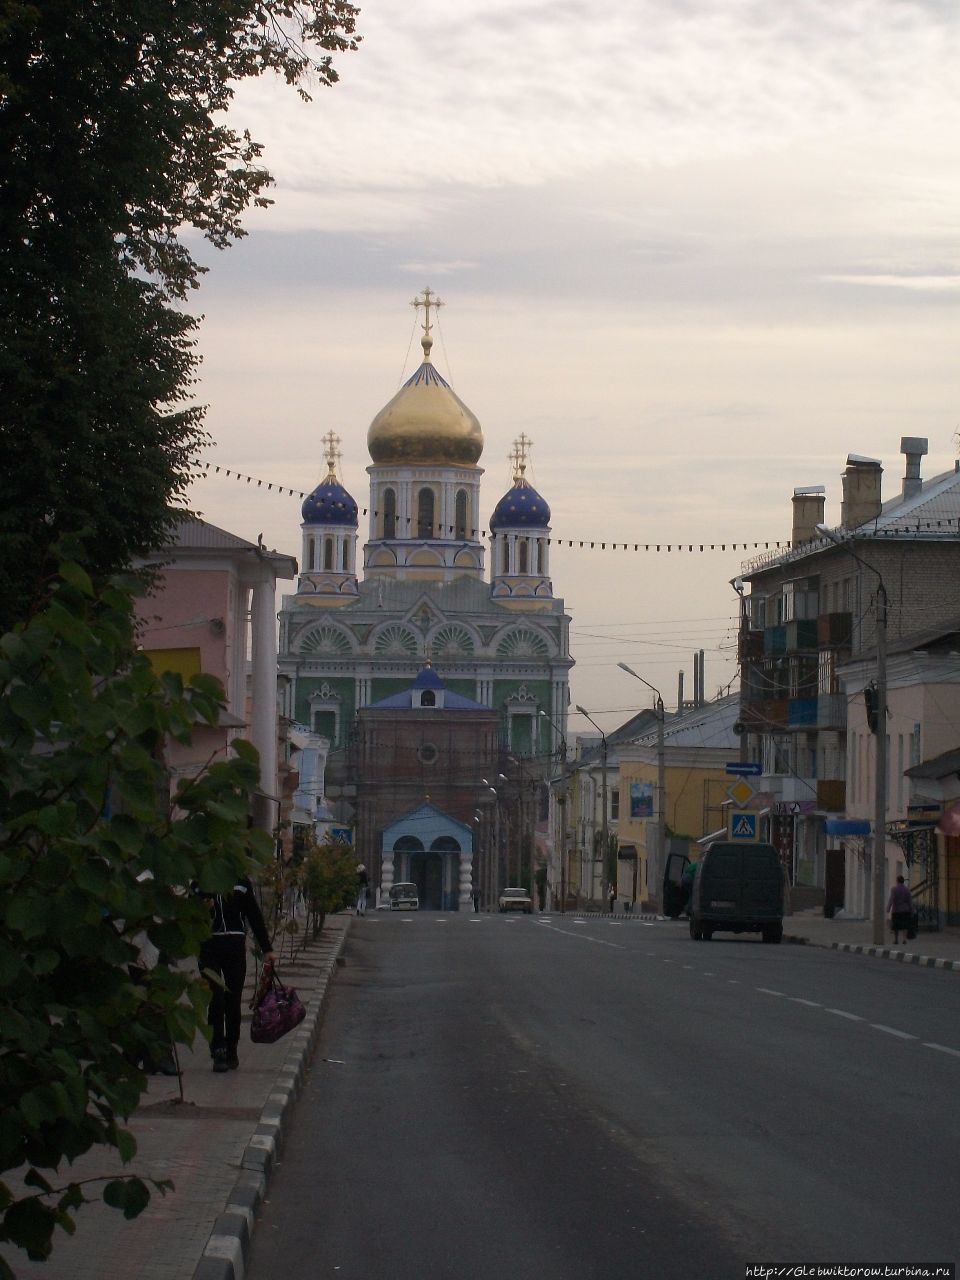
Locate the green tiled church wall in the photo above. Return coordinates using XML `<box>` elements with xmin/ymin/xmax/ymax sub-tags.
<box><xmin>295</xmin><ymin>676</ymin><xmax>356</xmax><ymax>727</ymax></box>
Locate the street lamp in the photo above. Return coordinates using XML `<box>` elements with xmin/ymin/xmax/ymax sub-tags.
<box><xmin>539</xmin><ymin>710</ymin><xmax>569</xmax><ymax>913</ymax></box>
<box><xmin>617</xmin><ymin>663</ymin><xmax>665</xmax><ymax>917</ymax></box>
<box><xmin>575</xmin><ymin>705</ymin><xmax>609</xmax><ymax>911</ymax></box>
<box><xmin>816</xmin><ymin>523</ymin><xmax>888</xmax><ymax>946</ymax></box>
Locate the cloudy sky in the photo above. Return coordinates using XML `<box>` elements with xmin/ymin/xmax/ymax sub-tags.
<box><xmin>185</xmin><ymin>0</ymin><xmax>960</xmax><ymax>737</ymax></box>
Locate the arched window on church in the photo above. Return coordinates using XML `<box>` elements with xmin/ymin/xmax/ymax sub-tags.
<box><xmin>342</xmin><ymin>540</ymin><xmax>350</xmax><ymax>572</ymax></box>
<box><xmin>455</xmin><ymin>489</ymin><xmax>468</xmax><ymax>539</ymax></box>
<box><xmin>383</xmin><ymin>488</ymin><xmax>396</xmax><ymax>539</ymax></box>
<box><xmin>502</xmin><ymin>538</ymin><xmax>510</xmax><ymax>575</ymax></box>
<box><xmin>420</xmin><ymin>690</ymin><xmax>436</xmax><ymax>707</ymax></box>
<box><xmin>519</xmin><ymin>541</ymin><xmax>528</xmax><ymax>574</ymax></box>
<box><xmin>417</xmin><ymin>488</ymin><xmax>434</xmax><ymax>539</ymax></box>
<box><xmin>323</xmin><ymin>538</ymin><xmax>334</xmax><ymax>571</ymax></box>
<box><xmin>537</xmin><ymin>539</ymin><xmax>544</xmax><ymax>573</ymax></box>
<box><xmin>309</xmin><ymin>538</ymin><xmax>317</xmax><ymax>571</ymax></box>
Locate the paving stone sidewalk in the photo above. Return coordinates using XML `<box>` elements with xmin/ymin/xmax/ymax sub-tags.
<box><xmin>1</xmin><ymin>917</ymin><xmax>350</xmax><ymax>1280</ymax></box>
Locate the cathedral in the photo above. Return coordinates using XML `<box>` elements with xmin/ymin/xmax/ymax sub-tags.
<box><xmin>277</xmin><ymin>292</ymin><xmax>573</xmax><ymax>908</ymax></box>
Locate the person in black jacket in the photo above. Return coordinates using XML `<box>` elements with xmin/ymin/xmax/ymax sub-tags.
<box><xmin>198</xmin><ymin>877</ymin><xmax>274</xmax><ymax>1073</ymax></box>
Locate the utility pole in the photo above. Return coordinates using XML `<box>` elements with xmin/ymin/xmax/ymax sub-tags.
<box><xmin>576</xmin><ymin>706</ymin><xmax>609</xmax><ymax>910</ymax></box>
<box><xmin>617</xmin><ymin>664</ymin><xmax>665</xmax><ymax>916</ymax></box>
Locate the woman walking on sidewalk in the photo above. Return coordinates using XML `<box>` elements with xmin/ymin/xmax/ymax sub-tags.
<box><xmin>886</xmin><ymin>875</ymin><xmax>913</xmax><ymax>947</ymax></box>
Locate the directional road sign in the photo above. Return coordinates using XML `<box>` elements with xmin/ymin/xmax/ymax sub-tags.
<box><xmin>725</xmin><ymin>762</ymin><xmax>762</xmax><ymax>776</ymax></box>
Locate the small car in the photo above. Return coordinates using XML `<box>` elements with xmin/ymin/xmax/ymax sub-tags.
<box><xmin>498</xmin><ymin>886</ymin><xmax>533</xmax><ymax>913</ymax></box>
<box><xmin>389</xmin><ymin>882</ymin><xmax>420</xmax><ymax>911</ymax></box>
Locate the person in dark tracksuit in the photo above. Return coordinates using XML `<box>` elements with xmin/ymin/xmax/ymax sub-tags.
<box><xmin>197</xmin><ymin>878</ymin><xmax>274</xmax><ymax>1073</ymax></box>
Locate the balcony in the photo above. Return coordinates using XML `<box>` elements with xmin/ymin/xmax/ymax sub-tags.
<box><xmin>817</xmin><ymin>693</ymin><xmax>847</xmax><ymax>730</ymax></box>
<box><xmin>764</xmin><ymin>625</ymin><xmax>786</xmax><ymax>657</ymax></box>
<box><xmin>759</xmin><ymin>699</ymin><xmax>789</xmax><ymax>728</ymax></box>
<box><xmin>788</xmin><ymin>697</ymin><xmax>817</xmax><ymax>727</ymax></box>
<box><xmin>817</xmin><ymin>779</ymin><xmax>846</xmax><ymax>812</ymax></box>
<box><xmin>738</xmin><ymin>629</ymin><xmax>764</xmax><ymax>662</ymax></box>
<box><xmin>785</xmin><ymin>619</ymin><xmax>818</xmax><ymax>652</ymax></box>
<box><xmin>817</xmin><ymin>612</ymin><xmax>853</xmax><ymax>648</ymax></box>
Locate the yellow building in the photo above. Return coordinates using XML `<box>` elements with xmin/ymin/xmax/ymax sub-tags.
<box><xmin>617</xmin><ymin>696</ymin><xmax>740</xmax><ymax>908</ymax></box>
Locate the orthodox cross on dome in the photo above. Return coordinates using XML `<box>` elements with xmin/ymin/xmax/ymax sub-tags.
<box><xmin>321</xmin><ymin>429</ymin><xmax>341</xmax><ymax>479</ymax></box>
<box><xmin>511</xmin><ymin>432</ymin><xmax>533</xmax><ymax>483</ymax></box>
<box><xmin>411</xmin><ymin>287</ymin><xmax>444</xmax><ymax>357</ymax></box>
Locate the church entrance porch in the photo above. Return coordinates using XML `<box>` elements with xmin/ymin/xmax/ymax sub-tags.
<box><xmin>380</xmin><ymin>804</ymin><xmax>474</xmax><ymax>911</ymax></box>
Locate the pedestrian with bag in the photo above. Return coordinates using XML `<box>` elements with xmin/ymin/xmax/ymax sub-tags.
<box><xmin>197</xmin><ymin>877</ymin><xmax>274</xmax><ymax>1073</ymax></box>
<box><xmin>886</xmin><ymin>874</ymin><xmax>914</xmax><ymax>947</ymax></box>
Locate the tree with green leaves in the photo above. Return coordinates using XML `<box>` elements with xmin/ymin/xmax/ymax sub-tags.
<box><xmin>0</xmin><ymin>550</ymin><xmax>276</xmax><ymax>1272</ymax></box>
<box><xmin>0</xmin><ymin>0</ymin><xmax>360</xmax><ymax>631</ymax></box>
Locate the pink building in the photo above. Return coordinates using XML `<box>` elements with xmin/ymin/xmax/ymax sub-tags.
<box><xmin>137</xmin><ymin>515</ymin><xmax>297</xmax><ymax>831</ymax></box>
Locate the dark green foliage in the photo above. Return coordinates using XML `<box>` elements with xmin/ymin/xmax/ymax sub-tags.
<box><xmin>0</xmin><ymin>0</ymin><xmax>360</xmax><ymax>630</ymax></box>
<box><xmin>0</xmin><ymin>552</ymin><xmax>273</xmax><ymax>1267</ymax></box>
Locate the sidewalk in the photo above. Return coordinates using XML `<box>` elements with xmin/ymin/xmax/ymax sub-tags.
<box><xmin>783</xmin><ymin>909</ymin><xmax>960</xmax><ymax>971</ymax></box>
<box><xmin>1</xmin><ymin>916</ymin><xmax>350</xmax><ymax>1280</ymax></box>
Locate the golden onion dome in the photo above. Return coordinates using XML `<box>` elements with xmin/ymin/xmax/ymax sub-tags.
<box><xmin>367</xmin><ymin>334</ymin><xmax>484</xmax><ymax>467</ymax></box>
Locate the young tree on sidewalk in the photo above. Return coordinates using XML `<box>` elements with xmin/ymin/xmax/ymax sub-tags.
<box><xmin>0</xmin><ymin>552</ymin><xmax>275</xmax><ymax>1271</ymax></box>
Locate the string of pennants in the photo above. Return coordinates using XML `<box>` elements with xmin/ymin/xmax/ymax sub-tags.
<box><xmin>201</xmin><ymin>462</ymin><xmax>960</xmax><ymax>552</ymax></box>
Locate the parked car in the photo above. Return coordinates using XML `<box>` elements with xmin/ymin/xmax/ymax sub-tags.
<box><xmin>498</xmin><ymin>886</ymin><xmax>533</xmax><ymax>913</ymax></box>
<box><xmin>688</xmin><ymin>841</ymin><xmax>785</xmax><ymax>943</ymax></box>
<box><xmin>389</xmin><ymin>882</ymin><xmax>420</xmax><ymax>911</ymax></box>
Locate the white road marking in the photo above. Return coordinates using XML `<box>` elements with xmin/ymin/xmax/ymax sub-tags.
<box><xmin>825</xmin><ymin>1008</ymin><xmax>864</xmax><ymax>1021</ymax></box>
<box><xmin>757</xmin><ymin>987</ymin><xmax>785</xmax><ymax>997</ymax></box>
<box><xmin>924</xmin><ymin>1042</ymin><xmax>960</xmax><ymax>1058</ymax></box>
<box><xmin>702</xmin><ymin>972</ymin><xmax>717</xmax><ymax>977</ymax></box>
<box><xmin>727</xmin><ymin>979</ymin><xmax>741</xmax><ymax>985</ymax></box>
<box><xmin>790</xmin><ymin>998</ymin><xmax>821</xmax><ymax>1007</ymax></box>
<box><xmin>683</xmin><ymin>965</ymin><xmax>695</xmax><ymax>970</ymax></box>
<box><xmin>537</xmin><ymin>923</ymin><xmax>625</xmax><ymax>950</ymax></box>
<box><xmin>436</xmin><ymin>920</ymin><xmax>448</xmax><ymax>924</ymax></box>
<box><xmin>870</xmin><ymin>1023</ymin><xmax>917</xmax><ymax>1040</ymax></box>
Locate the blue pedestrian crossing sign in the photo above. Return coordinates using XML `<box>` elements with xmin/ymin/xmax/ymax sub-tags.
<box><xmin>729</xmin><ymin>812</ymin><xmax>758</xmax><ymax>841</ymax></box>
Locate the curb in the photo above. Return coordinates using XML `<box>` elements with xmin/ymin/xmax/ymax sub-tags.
<box><xmin>191</xmin><ymin>923</ymin><xmax>350</xmax><ymax>1280</ymax></box>
<box><xmin>785</xmin><ymin>932</ymin><xmax>960</xmax><ymax>971</ymax></box>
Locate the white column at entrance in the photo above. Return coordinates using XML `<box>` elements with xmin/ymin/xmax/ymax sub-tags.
<box><xmin>459</xmin><ymin>850</ymin><xmax>473</xmax><ymax>910</ymax></box>
<box><xmin>250</xmin><ymin>574</ymin><xmax>279</xmax><ymax>833</ymax></box>
<box><xmin>381</xmin><ymin>847</ymin><xmax>395</xmax><ymax>904</ymax></box>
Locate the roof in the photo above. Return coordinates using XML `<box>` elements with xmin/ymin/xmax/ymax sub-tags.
<box><xmin>628</xmin><ymin>694</ymin><xmax>740</xmax><ymax>750</ymax></box>
<box><xmin>366</xmin><ymin>666</ymin><xmax>491</xmax><ymax>711</ymax></box>
<box><xmin>743</xmin><ymin>462</ymin><xmax>960</xmax><ymax>579</ymax></box>
<box><xmin>149</xmin><ymin>514</ymin><xmax>297</xmax><ymax>576</ymax></box>
<box><xmin>905</xmin><ymin>748</ymin><xmax>960</xmax><ymax>781</ymax></box>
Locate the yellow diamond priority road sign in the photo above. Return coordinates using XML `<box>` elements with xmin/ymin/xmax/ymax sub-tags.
<box><xmin>727</xmin><ymin>778</ymin><xmax>755</xmax><ymax>807</ymax></box>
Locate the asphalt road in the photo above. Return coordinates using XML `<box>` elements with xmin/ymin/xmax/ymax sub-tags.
<box><xmin>246</xmin><ymin>914</ymin><xmax>960</xmax><ymax>1280</ymax></box>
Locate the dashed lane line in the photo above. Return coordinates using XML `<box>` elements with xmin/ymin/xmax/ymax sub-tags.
<box><xmin>870</xmin><ymin>1023</ymin><xmax>917</xmax><ymax>1040</ymax></box>
<box><xmin>757</xmin><ymin>987</ymin><xmax>786</xmax><ymax>997</ymax></box>
<box><xmin>924</xmin><ymin>1042</ymin><xmax>960</xmax><ymax>1058</ymax></box>
<box><xmin>824</xmin><ymin>1008</ymin><xmax>864</xmax><ymax>1021</ymax></box>
<box><xmin>536</xmin><ymin>922</ymin><xmax>625</xmax><ymax>950</ymax></box>
<box><xmin>790</xmin><ymin>997</ymin><xmax>821</xmax><ymax>1007</ymax></box>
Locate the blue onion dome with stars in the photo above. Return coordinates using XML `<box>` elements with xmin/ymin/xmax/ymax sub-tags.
<box><xmin>301</xmin><ymin>432</ymin><xmax>359</xmax><ymax>527</ymax></box>
<box><xmin>488</xmin><ymin>433</ymin><xmax>550</xmax><ymax>530</ymax></box>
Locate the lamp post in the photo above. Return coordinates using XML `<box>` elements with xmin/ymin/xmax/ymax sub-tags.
<box><xmin>617</xmin><ymin>663</ymin><xmax>665</xmax><ymax>917</ymax></box>
<box><xmin>576</xmin><ymin>705</ymin><xmax>609</xmax><ymax>911</ymax></box>
<box><xmin>539</xmin><ymin>710</ymin><xmax>568</xmax><ymax>913</ymax></box>
<box><xmin>816</xmin><ymin>524</ymin><xmax>888</xmax><ymax>946</ymax></box>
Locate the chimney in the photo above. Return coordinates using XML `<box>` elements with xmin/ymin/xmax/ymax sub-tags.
<box><xmin>840</xmin><ymin>455</ymin><xmax>882</xmax><ymax>530</ymax></box>
<box><xmin>792</xmin><ymin>486</ymin><xmax>826</xmax><ymax>546</ymax></box>
<box><xmin>900</xmin><ymin>436</ymin><xmax>928</xmax><ymax>500</ymax></box>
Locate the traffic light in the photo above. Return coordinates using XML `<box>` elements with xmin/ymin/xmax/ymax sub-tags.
<box><xmin>864</xmin><ymin>682</ymin><xmax>879</xmax><ymax>734</ymax></box>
